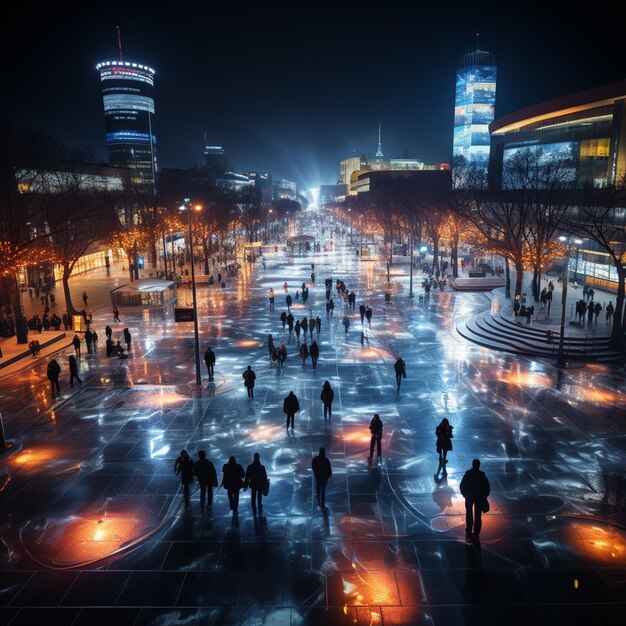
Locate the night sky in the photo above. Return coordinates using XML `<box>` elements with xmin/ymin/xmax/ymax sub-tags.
<box><xmin>2</xmin><ymin>3</ymin><xmax>625</xmax><ymax>191</ymax></box>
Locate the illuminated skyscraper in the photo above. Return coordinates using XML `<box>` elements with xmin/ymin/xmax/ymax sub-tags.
<box><xmin>96</xmin><ymin>60</ymin><xmax>157</xmax><ymax>189</ymax></box>
<box><xmin>452</xmin><ymin>49</ymin><xmax>496</xmax><ymax>180</ymax></box>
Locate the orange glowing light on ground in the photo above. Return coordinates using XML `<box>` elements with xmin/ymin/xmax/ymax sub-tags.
<box><xmin>25</xmin><ymin>508</ymin><xmax>157</xmax><ymax>567</ymax></box>
<box><xmin>583</xmin><ymin>389</ymin><xmax>625</xmax><ymax>404</ymax></box>
<box><xmin>338</xmin><ymin>571</ymin><xmax>400</xmax><ymax>605</ymax></box>
<box><xmin>567</xmin><ymin>522</ymin><xmax>626</xmax><ymax>564</ymax></box>
<box><xmin>499</xmin><ymin>371</ymin><xmax>552</xmax><ymax>387</ymax></box>
<box><xmin>234</xmin><ymin>339</ymin><xmax>261</xmax><ymax>348</ymax></box>
<box><xmin>10</xmin><ymin>447</ymin><xmax>60</xmax><ymax>469</ymax></box>
<box><xmin>249</xmin><ymin>424</ymin><xmax>284</xmax><ymax>442</ymax></box>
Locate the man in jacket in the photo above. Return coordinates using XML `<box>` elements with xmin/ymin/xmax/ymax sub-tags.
<box><xmin>222</xmin><ymin>455</ymin><xmax>245</xmax><ymax>514</ymax></box>
<box><xmin>193</xmin><ymin>450</ymin><xmax>217</xmax><ymax>507</ymax></box>
<box><xmin>460</xmin><ymin>458</ymin><xmax>491</xmax><ymax>541</ymax></box>
<box><xmin>309</xmin><ymin>340</ymin><xmax>319</xmax><ymax>369</ymax></box>
<box><xmin>368</xmin><ymin>413</ymin><xmax>383</xmax><ymax>459</ymax></box>
<box><xmin>174</xmin><ymin>449</ymin><xmax>194</xmax><ymax>503</ymax></box>
<box><xmin>283</xmin><ymin>390</ymin><xmax>300</xmax><ymax>430</ymax></box>
<box><xmin>204</xmin><ymin>346</ymin><xmax>216</xmax><ymax>381</ymax></box>
<box><xmin>312</xmin><ymin>447</ymin><xmax>332</xmax><ymax>508</ymax></box>
<box><xmin>47</xmin><ymin>358</ymin><xmax>61</xmax><ymax>394</ymax></box>
<box><xmin>243</xmin><ymin>365</ymin><xmax>256</xmax><ymax>399</ymax></box>
<box><xmin>244</xmin><ymin>452</ymin><xmax>268</xmax><ymax>515</ymax></box>
<box><xmin>393</xmin><ymin>355</ymin><xmax>406</xmax><ymax>389</ymax></box>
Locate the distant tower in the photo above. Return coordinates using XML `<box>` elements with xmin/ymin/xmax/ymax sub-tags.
<box><xmin>452</xmin><ymin>40</ymin><xmax>496</xmax><ymax>180</ymax></box>
<box><xmin>375</xmin><ymin>123</ymin><xmax>384</xmax><ymax>158</ymax></box>
<box><xmin>96</xmin><ymin>56</ymin><xmax>158</xmax><ymax>190</ymax></box>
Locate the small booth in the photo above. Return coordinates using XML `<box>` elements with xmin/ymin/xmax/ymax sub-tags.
<box><xmin>110</xmin><ymin>278</ymin><xmax>176</xmax><ymax>308</ymax></box>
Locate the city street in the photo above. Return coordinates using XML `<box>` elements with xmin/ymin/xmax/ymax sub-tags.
<box><xmin>1</xmin><ymin>217</ymin><xmax>625</xmax><ymax>626</ymax></box>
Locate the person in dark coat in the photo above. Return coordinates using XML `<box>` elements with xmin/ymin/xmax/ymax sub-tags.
<box><xmin>309</xmin><ymin>340</ymin><xmax>319</xmax><ymax>369</ymax></box>
<box><xmin>280</xmin><ymin>310</ymin><xmax>287</xmax><ymax>330</ymax></box>
<box><xmin>460</xmin><ymin>458</ymin><xmax>491</xmax><ymax>541</ymax></box>
<box><xmin>47</xmin><ymin>358</ymin><xmax>61</xmax><ymax>394</ymax></box>
<box><xmin>193</xmin><ymin>450</ymin><xmax>217</xmax><ymax>507</ymax></box>
<box><xmin>222</xmin><ymin>455</ymin><xmax>245</xmax><ymax>514</ymax></box>
<box><xmin>299</xmin><ymin>342</ymin><xmax>309</xmax><ymax>365</ymax></box>
<box><xmin>295</xmin><ymin>319</ymin><xmax>301</xmax><ymax>341</ymax></box>
<box><xmin>72</xmin><ymin>334</ymin><xmax>81</xmax><ymax>357</ymax></box>
<box><xmin>283</xmin><ymin>390</ymin><xmax>300</xmax><ymax>429</ymax></box>
<box><xmin>204</xmin><ymin>346</ymin><xmax>216</xmax><ymax>381</ymax></box>
<box><xmin>359</xmin><ymin>304</ymin><xmax>366</xmax><ymax>323</ymax></box>
<box><xmin>278</xmin><ymin>344</ymin><xmax>287</xmax><ymax>372</ymax></box>
<box><xmin>301</xmin><ymin>317</ymin><xmax>308</xmax><ymax>336</ymax></box>
<box><xmin>68</xmin><ymin>354</ymin><xmax>82</xmax><ymax>387</ymax></box>
<box><xmin>320</xmin><ymin>380</ymin><xmax>334</xmax><ymax>420</ymax></box>
<box><xmin>242</xmin><ymin>365</ymin><xmax>256</xmax><ymax>399</ymax></box>
<box><xmin>123</xmin><ymin>328</ymin><xmax>131</xmax><ymax>351</ymax></box>
<box><xmin>309</xmin><ymin>317</ymin><xmax>316</xmax><ymax>338</ymax></box>
<box><xmin>62</xmin><ymin>312</ymin><xmax>71</xmax><ymax>330</ymax></box>
<box><xmin>85</xmin><ymin>328</ymin><xmax>93</xmax><ymax>354</ymax></box>
<box><xmin>434</xmin><ymin>418</ymin><xmax>453</xmax><ymax>479</ymax></box>
<box><xmin>286</xmin><ymin>294</ymin><xmax>293</xmax><ymax>309</ymax></box>
<box><xmin>105</xmin><ymin>325</ymin><xmax>112</xmax><ymax>340</ymax></box>
<box><xmin>244</xmin><ymin>452</ymin><xmax>268</xmax><ymax>515</ymax></box>
<box><xmin>174</xmin><ymin>449</ymin><xmax>194</xmax><ymax>501</ymax></box>
<box><xmin>316</xmin><ymin>316</ymin><xmax>321</xmax><ymax>334</ymax></box>
<box><xmin>342</xmin><ymin>315</ymin><xmax>350</xmax><ymax>335</ymax></box>
<box><xmin>312</xmin><ymin>446</ymin><xmax>332</xmax><ymax>508</ymax></box>
<box><xmin>328</xmin><ymin>298</ymin><xmax>334</xmax><ymax>315</ymax></box>
<box><xmin>368</xmin><ymin>413</ymin><xmax>383</xmax><ymax>459</ymax></box>
<box><xmin>393</xmin><ymin>355</ymin><xmax>406</xmax><ymax>388</ymax></box>
<box><xmin>365</xmin><ymin>307</ymin><xmax>373</xmax><ymax>327</ymax></box>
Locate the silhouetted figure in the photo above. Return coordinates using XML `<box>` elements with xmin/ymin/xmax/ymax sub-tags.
<box><xmin>460</xmin><ymin>458</ymin><xmax>490</xmax><ymax>541</ymax></box>
<box><xmin>72</xmin><ymin>334</ymin><xmax>81</xmax><ymax>357</ymax></box>
<box><xmin>368</xmin><ymin>413</ymin><xmax>383</xmax><ymax>459</ymax></box>
<box><xmin>343</xmin><ymin>315</ymin><xmax>350</xmax><ymax>334</ymax></box>
<box><xmin>394</xmin><ymin>355</ymin><xmax>406</xmax><ymax>388</ymax></box>
<box><xmin>299</xmin><ymin>342</ymin><xmax>309</xmax><ymax>365</ymax></box>
<box><xmin>82</xmin><ymin>291</ymin><xmax>88</xmax><ymax>306</ymax></box>
<box><xmin>113</xmin><ymin>305</ymin><xmax>120</xmax><ymax>322</ymax></box>
<box><xmin>194</xmin><ymin>450</ymin><xmax>217</xmax><ymax>507</ymax></box>
<box><xmin>68</xmin><ymin>354</ymin><xmax>82</xmax><ymax>387</ymax></box>
<box><xmin>174</xmin><ymin>449</ymin><xmax>194</xmax><ymax>503</ymax></box>
<box><xmin>312</xmin><ymin>446</ymin><xmax>332</xmax><ymax>508</ymax></box>
<box><xmin>310</xmin><ymin>340</ymin><xmax>319</xmax><ymax>369</ymax></box>
<box><xmin>283</xmin><ymin>390</ymin><xmax>300</xmax><ymax>430</ymax></box>
<box><xmin>244</xmin><ymin>452</ymin><xmax>268</xmax><ymax>515</ymax></box>
<box><xmin>359</xmin><ymin>304</ymin><xmax>366</xmax><ymax>323</ymax></box>
<box><xmin>204</xmin><ymin>346</ymin><xmax>216</xmax><ymax>381</ymax></box>
<box><xmin>320</xmin><ymin>380</ymin><xmax>334</xmax><ymax>420</ymax></box>
<box><xmin>365</xmin><ymin>306</ymin><xmax>372</xmax><ymax>327</ymax></box>
<box><xmin>243</xmin><ymin>365</ymin><xmax>256</xmax><ymax>399</ymax></box>
<box><xmin>434</xmin><ymin>418</ymin><xmax>453</xmax><ymax>479</ymax></box>
<box><xmin>222</xmin><ymin>455</ymin><xmax>245</xmax><ymax>514</ymax></box>
<box><xmin>123</xmin><ymin>327</ymin><xmax>131</xmax><ymax>351</ymax></box>
<box><xmin>47</xmin><ymin>358</ymin><xmax>61</xmax><ymax>394</ymax></box>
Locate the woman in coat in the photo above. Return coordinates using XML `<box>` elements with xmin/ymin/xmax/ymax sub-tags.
<box><xmin>174</xmin><ymin>449</ymin><xmax>194</xmax><ymax>499</ymax></box>
<box><xmin>320</xmin><ymin>380</ymin><xmax>334</xmax><ymax>420</ymax></box>
<box><xmin>299</xmin><ymin>342</ymin><xmax>309</xmax><ymax>365</ymax></box>
<box><xmin>434</xmin><ymin>418</ymin><xmax>453</xmax><ymax>479</ymax></box>
<box><xmin>222</xmin><ymin>455</ymin><xmax>245</xmax><ymax>514</ymax></box>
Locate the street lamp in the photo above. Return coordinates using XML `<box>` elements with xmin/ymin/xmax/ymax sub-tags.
<box><xmin>179</xmin><ymin>199</ymin><xmax>203</xmax><ymax>386</ymax></box>
<box><xmin>555</xmin><ymin>236</ymin><xmax>583</xmax><ymax>368</ymax></box>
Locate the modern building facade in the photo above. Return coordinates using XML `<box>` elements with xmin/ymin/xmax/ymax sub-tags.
<box><xmin>490</xmin><ymin>81</ymin><xmax>626</xmax><ymax>188</ymax></box>
<box><xmin>96</xmin><ymin>60</ymin><xmax>158</xmax><ymax>189</ymax></box>
<box><xmin>453</xmin><ymin>50</ymin><xmax>497</xmax><ymax>177</ymax></box>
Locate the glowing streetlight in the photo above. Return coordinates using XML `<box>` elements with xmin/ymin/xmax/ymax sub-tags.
<box><xmin>179</xmin><ymin>199</ymin><xmax>203</xmax><ymax>386</ymax></box>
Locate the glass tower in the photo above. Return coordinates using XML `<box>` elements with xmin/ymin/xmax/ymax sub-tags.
<box><xmin>96</xmin><ymin>60</ymin><xmax>157</xmax><ymax>189</ymax></box>
<box><xmin>453</xmin><ymin>50</ymin><xmax>496</xmax><ymax>179</ymax></box>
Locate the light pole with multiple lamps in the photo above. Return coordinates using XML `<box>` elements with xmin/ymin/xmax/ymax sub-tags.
<box><xmin>179</xmin><ymin>199</ymin><xmax>203</xmax><ymax>386</ymax></box>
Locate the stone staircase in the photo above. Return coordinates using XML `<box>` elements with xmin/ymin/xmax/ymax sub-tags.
<box><xmin>456</xmin><ymin>312</ymin><xmax>623</xmax><ymax>363</ymax></box>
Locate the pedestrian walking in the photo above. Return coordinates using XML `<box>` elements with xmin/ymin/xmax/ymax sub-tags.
<box><xmin>174</xmin><ymin>449</ymin><xmax>194</xmax><ymax>503</ymax></box>
<box><xmin>283</xmin><ymin>390</ymin><xmax>300</xmax><ymax>430</ymax></box>
<box><xmin>434</xmin><ymin>418</ymin><xmax>453</xmax><ymax>479</ymax></box>
<box><xmin>295</xmin><ymin>319</ymin><xmax>301</xmax><ymax>341</ymax></box>
<box><xmin>359</xmin><ymin>304</ymin><xmax>366</xmax><ymax>324</ymax></box>
<box><xmin>268</xmin><ymin>334</ymin><xmax>275</xmax><ymax>362</ymax></box>
<box><xmin>113</xmin><ymin>305</ymin><xmax>120</xmax><ymax>322</ymax></box>
<box><xmin>320</xmin><ymin>380</ymin><xmax>334</xmax><ymax>420</ymax></box>
<box><xmin>244</xmin><ymin>452</ymin><xmax>268</xmax><ymax>515</ymax></box>
<box><xmin>123</xmin><ymin>328</ymin><xmax>131</xmax><ymax>351</ymax></box>
<box><xmin>312</xmin><ymin>446</ymin><xmax>332</xmax><ymax>508</ymax></box>
<box><xmin>85</xmin><ymin>328</ymin><xmax>93</xmax><ymax>354</ymax></box>
<box><xmin>47</xmin><ymin>358</ymin><xmax>61</xmax><ymax>394</ymax></box>
<box><xmin>368</xmin><ymin>413</ymin><xmax>383</xmax><ymax>459</ymax></box>
<box><xmin>242</xmin><ymin>365</ymin><xmax>256</xmax><ymax>399</ymax></box>
<box><xmin>193</xmin><ymin>450</ymin><xmax>217</xmax><ymax>507</ymax></box>
<box><xmin>286</xmin><ymin>294</ymin><xmax>293</xmax><ymax>309</ymax></box>
<box><xmin>280</xmin><ymin>310</ymin><xmax>287</xmax><ymax>330</ymax></box>
<box><xmin>342</xmin><ymin>315</ymin><xmax>350</xmax><ymax>335</ymax></box>
<box><xmin>328</xmin><ymin>298</ymin><xmax>334</xmax><ymax>315</ymax></box>
<box><xmin>393</xmin><ymin>355</ymin><xmax>406</xmax><ymax>388</ymax></box>
<box><xmin>105</xmin><ymin>325</ymin><xmax>112</xmax><ymax>340</ymax></box>
<box><xmin>222</xmin><ymin>455</ymin><xmax>245</xmax><ymax>514</ymax></box>
<box><xmin>284</xmin><ymin>281</ymin><xmax>288</xmax><ymax>292</ymax></box>
<box><xmin>310</xmin><ymin>340</ymin><xmax>319</xmax><ymax>369</ymax></box>
<box><xmin>72</xmin><ymin>334</ymin><xmax>81</xmax><ymax>357</ymax></box>
<box><xmin>309</xmin><ymin>316</ymin><xmax>315</xmax><ymax>339</ymax></box>
<box><xmin>316</xmin><ymin>316</ymin><xmax>321</xmax><ymax>334</ymax></box>
<box><xmin>68</xmin><ymin>354</ymin><xmax>82</xmax><ymax>387</ymax></box>
<box><xmin>365</xmin><ymin>306</ymin><xmax>372</xmax><ymax>327</ymax></box>
<box><xmin>606</xmin><ymin>301</ymin><xmax>614</xmax><ymax>323</ymax></box>
<box><xmin>204</xmin><ymin>346</ymin><xmax>216</xmax><ymax>381</ymax></box>
<box><xmin>278</xmin><ymin>344</ymin><xmax>287</xmax><ymax>372</ymax></box>
<box><xmin>82</xmin><ymin>291</ymin><xmax>88</xmax><ymax>306</ymax></box>
<box><xmin>460</xmin><ymin>458</ymin><xmax>491</xmax><ymax>542</ymax></box>
<box><xmin>92</xmin><ymin>330</ymin><xmax>98</xmax><ymax>351</ymax></box>
<box><xmin>299</xmin><ymin>342</ymin><xmax>309</xmax><ymax>365</ymax></box>
<box><xmin>268</xmin><ymin>287</ymin><xmax>275</xmax><ymax>307</ymax></box>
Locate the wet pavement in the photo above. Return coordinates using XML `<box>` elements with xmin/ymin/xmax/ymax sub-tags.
<box><xmin>1</xmin><ymin>216</ymin><xmax>626</xmax><ymax>626</ymax></box>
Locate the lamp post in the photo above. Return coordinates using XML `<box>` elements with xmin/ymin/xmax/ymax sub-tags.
<box><xmin>555</xmin><ymin>236</ymin><xmax>582</xmax><ymax>368</ymax></box>
<box><xmin>180</xmin><ymin>199</ymin><xmax>203</xmax><ymax>386</ymax></box>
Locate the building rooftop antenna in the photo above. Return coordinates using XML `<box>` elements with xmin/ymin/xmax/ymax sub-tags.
<box><xmin>476</xmin><ymin>32</ymin><xmax>480</xmax><ymax>52</ymax></box>
<box><xmin>375</xmin><ymin>123</ymin><xmax>384</xmax><ymax>158</ymax></box>
<box><xmin>116</xmin><ymin>25</ymin><xmax>123</xmax><ymax>62</ymax></box>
